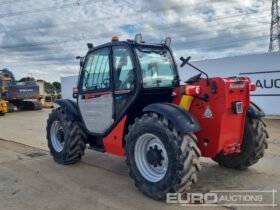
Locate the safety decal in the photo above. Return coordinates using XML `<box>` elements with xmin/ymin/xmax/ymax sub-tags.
<box><xmin>203</xmin><ymin>106</ymin><xmax>213</xmax><ymax>118</ymax></box>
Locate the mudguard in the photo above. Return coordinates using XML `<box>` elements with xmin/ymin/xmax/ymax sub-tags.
<box><xmin>143</xmin><ymin>103</ymin><xmax>200</xmax><ymax>134</ymax></box>
<box><xmin>55</xmin><ymin>99</ymin><xmax>80</xmax><ymax>121</ymax></box>
<box><xmin>247</xmin><ymin>102</ymin><xmax>265</xmax><ymax>119</ymax></box>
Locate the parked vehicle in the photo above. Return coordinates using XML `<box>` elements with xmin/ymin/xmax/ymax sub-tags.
<box><xmin>46</xmin><ymin>34</ymin><xmax>268</xmax><ymax>200</ymax></box>
<box><xmin>0</xmin><ymin>69</ymin><xmax>42</xmax><ymax>111</ymax></box>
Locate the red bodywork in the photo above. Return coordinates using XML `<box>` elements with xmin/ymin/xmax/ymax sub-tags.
<box><xmin>103</xmin><ymin>115</ymin><xmax>127</xmax><ymax>156</ymax></box>
<box><xmin>173</xmin><ymin>77</ymin><xmax>251</xmax><ymax>157</ymax></box>
<box><xmin>103</xmin><ymin>77</ymin><xmax>251</xmax><ymax>158</ymax></box>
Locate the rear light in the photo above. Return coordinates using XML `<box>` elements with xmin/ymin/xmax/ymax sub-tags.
<box><xmin>112</xmin><ymin>36</ymin><xmax>119</xmax><ymax>42</ymax></box>
<box><xmin>73</xmin><ymin>87</ymin><xmax>78</xmax><ymax>93</ymax></box>
<box><xmin>250</xmin><ymin>83</ymin><xmax>256</xmax><ymax>91</ymax></box>
<box><xmin>181</xmin><ymin>85</ymin><xmax>200</xmax><ymax>95</ymax></box>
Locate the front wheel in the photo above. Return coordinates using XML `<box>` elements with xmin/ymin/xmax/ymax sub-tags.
<box><xmin>125</xmin><ymin>113</ymin><xmax>201</xmax><ymax>200</ymax></box>
<box><xmin>46</xmin><ymin>107</ymin><xmax>87</xmax><ymax>164</ymax></box>
<box><xmin>213</xmin><ymin>117</ymin><xmax>268</xmax><ymax>169</ymax></box>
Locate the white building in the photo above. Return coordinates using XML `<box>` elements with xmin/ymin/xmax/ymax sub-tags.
<box><xmin>61</xmin><ymin>52</ymin><xmax>280</xmax><ymax>115</ymax></box>
<box><xmin>61</xmin><ymin>75</ymin><xmax>78</xmax><ymax>101</ymax></box>
<box><xmin>180</xmin><ymin>52</ymin><xmax>280</xmax><ymax>115</ymax></box>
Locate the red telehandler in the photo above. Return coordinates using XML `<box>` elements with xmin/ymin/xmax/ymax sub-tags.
<box><xmin>46</xmin><ymin>34</ymin><xmax>268</xmax><ymax>200</ymax></box>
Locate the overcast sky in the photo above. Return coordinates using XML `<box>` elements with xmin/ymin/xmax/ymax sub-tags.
<box><xmin>0</xmin><ymin>0</ymin><xmax>272</xmax><ymax>82</ymax></box>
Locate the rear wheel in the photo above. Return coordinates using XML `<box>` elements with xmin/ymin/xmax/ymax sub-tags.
<box><xmin>125</xmin><ymin>113</ymin><xmax>201</xmax><ymax>200</ymax></box>
<box><xmin>18</xmin><ymin>101</ymin><xmax>42</xmax><ymax>110</ymax></box>
<box><xmin>213</xmin><ymin>117</ymin><xmax>268</xmax><ymax>169</ymax></box>
<box><xmin>32</xmin><ymin>101</ymin><xmax>43</xmax><ymax>110</ymax></box>
<box><xmin>46</xmin><ymin>107</ymin><xmax>87</xmax><ymax>164</ymax></box>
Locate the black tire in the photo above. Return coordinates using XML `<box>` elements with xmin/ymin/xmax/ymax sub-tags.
<box><xmin>7</xmin><ymin>102</ymin><xmax>15</xmax><ymax>112</ymax></box>
<box><xmin>0</xmin><ymin>112</ymin><xmax>5</xmax><ymax>116</ymax></box>
<box><xmin>19</xmin><ymin>101</ymin><xmax>42</xmax><ymax>110</ymax></box>
<box><xmin>213</xmin><ymin>117</ymin><xmax>268</xmax><ymax>169</ymax></box>
<box><xmin>125</xmin><ymin>113</ymin><xmax>201</xmax><ymax>200</ymax></box>
<box><xmin>46</xmin><ymin>107</ymin><xmax>87</xmax><ymax>164</ymax></box>
<box><xmin>33</xmin><ymin>101</ymin><xmax>43</xmax><ymax>110</ymax></box>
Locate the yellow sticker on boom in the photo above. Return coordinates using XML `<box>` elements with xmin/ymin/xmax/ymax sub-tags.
<box><xmin>179</xmin><ymin>95</ymin><xmax>194</xmax><ymax>111</ymax></box>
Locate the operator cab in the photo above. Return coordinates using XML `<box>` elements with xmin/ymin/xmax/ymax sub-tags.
<box><xmin>76</xmin><ymin>34</ymin><xmax>179</xmax><ymax>136</ymax></box>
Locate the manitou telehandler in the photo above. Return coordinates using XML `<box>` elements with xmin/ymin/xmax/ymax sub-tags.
<box><xmin>47</xmin><ymin>34</ymin><xmax>268</xmax><ymax>200</ymax></box>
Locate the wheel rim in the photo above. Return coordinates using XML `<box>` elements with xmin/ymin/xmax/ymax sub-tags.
<box><xmin>134</xmin><ymin>133</ymin><xmax>169</xmax><ymax>182</ymax></box>
<box><xmin>50</xmin><ymin>120</ymin><xmax>65</xmax><ymax>152</ymax></box>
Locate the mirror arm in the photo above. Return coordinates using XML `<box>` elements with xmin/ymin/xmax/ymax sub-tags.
<box><xmin>187</xmin><ymin>62</ymin><xmax>210</xmax><ymax>86</ymax></box>
<box><xmin>180</xmin><ymin>56</ymin><xmax>210</xmax><ymax>86</ymax></box>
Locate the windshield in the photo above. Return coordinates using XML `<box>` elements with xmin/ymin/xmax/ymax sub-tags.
<box><xmin>136</xmin><ymin>47</ymin><xmax>177</xmax><ymax>88</ymax></box>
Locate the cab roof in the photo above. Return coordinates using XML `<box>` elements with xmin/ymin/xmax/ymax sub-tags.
<box><xmin>88</xmin><ymin>40</ymin><xmax>171</xmax><ymax>53</ymax></box>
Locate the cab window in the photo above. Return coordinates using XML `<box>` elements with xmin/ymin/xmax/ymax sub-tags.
<box><xmin>82</xmin><ymin>48</ymin><xmax>110</xmax><ymax>91</ymax></box>
<box><xmin>113</xmin><ymin>46</ymin><xmax>135</xmax><ymax>116</ymax></box>
<box><xmin>113</xmin><ymin>46</ymin><xmax>135</xmax><ymax>90</ymax></box>
<box><xmin>136</xmin><ymin>47</ymin><xmax>176</xmax><ymax>88</ymax></box>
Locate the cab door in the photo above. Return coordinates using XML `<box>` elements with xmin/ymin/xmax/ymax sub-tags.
<box><xmin>112</xmin><ymin>46</ymin><xmax>136</xmax><ymax>118</ymax></box>
<box><xmin>78</xmin><ymin>47</ymin><xmax>114</xmax><ymax>134</ymax></box>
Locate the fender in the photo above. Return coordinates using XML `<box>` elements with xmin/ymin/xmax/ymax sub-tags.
<box><xmin>247</xmin><ymin>102</ymin><xmax>265</xmax><ymax>119</ymax></box>
<box><xmin>143</xmin><ymin>103</ymin><xmax>200</xmax><ymax>134</ymax></box>
<box><xmin>55</xmin><ymin>99</ymin><xmax>81</xmax><ymax>121</ymax></box>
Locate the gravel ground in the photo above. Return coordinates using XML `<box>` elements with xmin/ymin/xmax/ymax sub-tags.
<box><xmin>0</xmin><ymin>110</ymin><xmax>279</xmax><ymax>210</ymax></box>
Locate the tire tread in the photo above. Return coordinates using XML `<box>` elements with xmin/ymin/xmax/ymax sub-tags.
<box><xmin>46</xmin><ymin>107</ymin><xmax>87</xmax><ymax>165</ymax></box>
<box><xmin>125</xmin><ymin>113</ymin><xmax>201</xmax><ymax>200</ymax></box>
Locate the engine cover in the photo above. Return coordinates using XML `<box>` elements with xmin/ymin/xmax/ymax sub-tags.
<box><xmin>173</xmin><ymin>77</ymin><xmax>251</xmax><ymax>157</ymax></box>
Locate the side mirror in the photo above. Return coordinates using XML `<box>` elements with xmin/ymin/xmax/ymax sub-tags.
<box><xmin>180</xmin><ymin>56</ymin><xmax>191</xmax><ymax>68</ymax></box>
<box><xmin>186</xmin><ymin>56</ymin><xmax>191</xmax><ymax>63</ymax></box>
